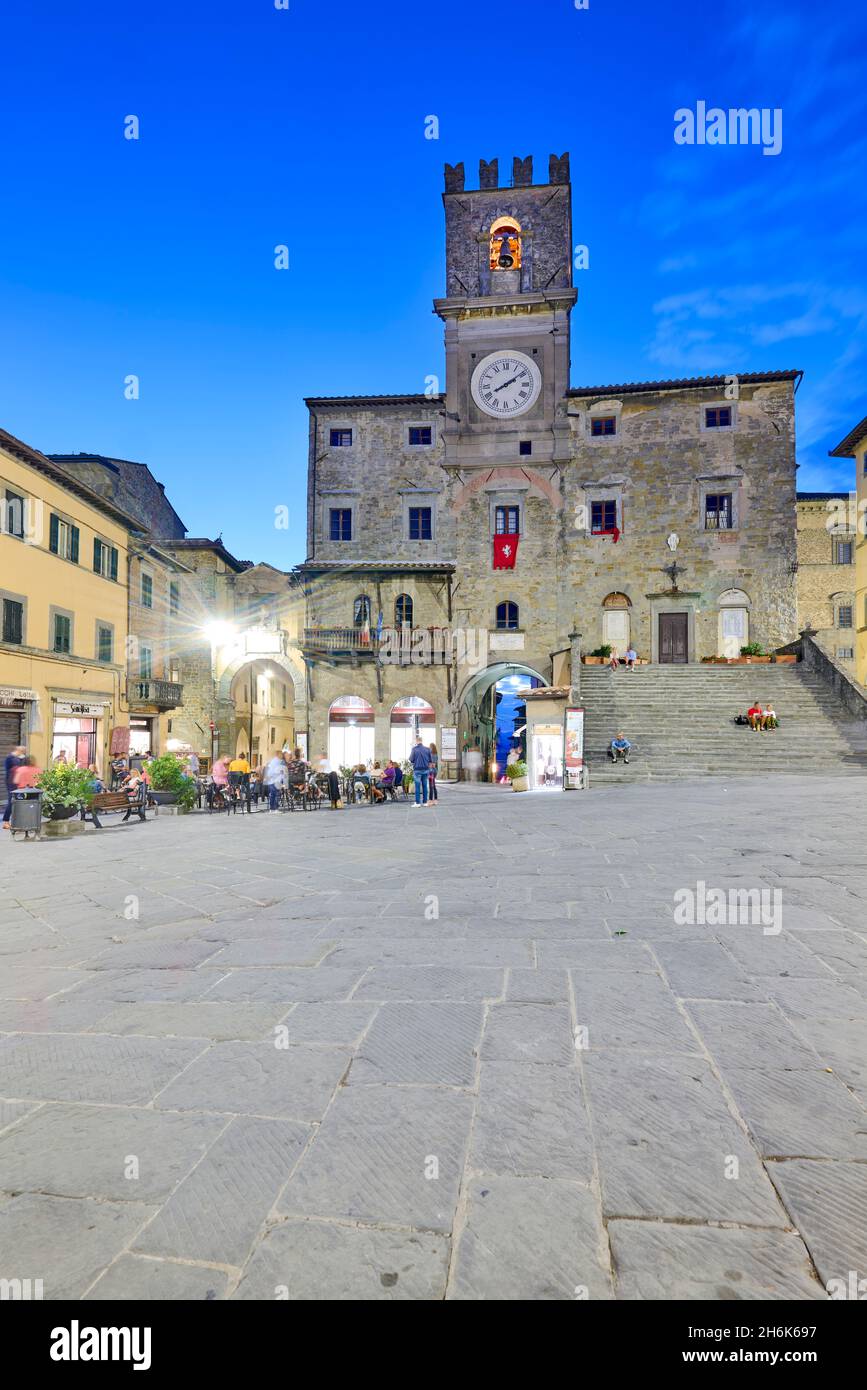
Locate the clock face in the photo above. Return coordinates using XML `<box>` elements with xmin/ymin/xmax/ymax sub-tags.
<box><xmin>471</xmin><ymin>350</ymin><xmax>542</xmax><ymax>419</ymax></box>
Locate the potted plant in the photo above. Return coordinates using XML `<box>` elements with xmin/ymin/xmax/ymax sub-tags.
<box><xmin>583</xmin><ymin>644</ymin><xmax>612</xmax><ymax>665</ymax></box>
<box><xmin>505</xmin><ymin>760</ymin><xmax>529</xmax><ymax>792</ymax></box>
<box><xmin>143</xmin><ymin>754</ymin><xmax>197</xmax><ymax>811</ymax></box>
<box><xmin>739</xmin><ymin>642</ymin><xmax>769</xmax><ymax>664</ymax></box>
<box><xmin>36</xmin><ymin>763</ymin><xmax>95</xmax><ymax>820</ymax></box>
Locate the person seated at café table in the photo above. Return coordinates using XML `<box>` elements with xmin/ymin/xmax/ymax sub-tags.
<box><xmin>228</xmin><ymin>752</ymin><xmax>250</xmax><ymax>784</ymax></box>
<box><xmin>284</xmin><ymin>748</ymin><xmax>312</xmax><ymax>799</ymax></box>
<box><xmin>369</xmin><ymin>762</ymin><xmax>387</xmax><ymax>803</ymax></box>
<box><xmin>86</xmin><ymin>763</ymin><xmax>105</xmax><ymax>793</ymax></box>
<box><xmin>379</xmin><ymin>761</ymin><xmax>398</xmax><ymax>797</ymax></box>
<box><xmin>747</xmin><ymin>701</ymin><xmax>764</xmax><ymax>732</ymax></box>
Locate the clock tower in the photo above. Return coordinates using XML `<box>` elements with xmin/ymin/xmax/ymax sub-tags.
<box><xmin>433</xmin><ymin>153</ymin><xmax>577</xmax><ymax>471</ymax></box>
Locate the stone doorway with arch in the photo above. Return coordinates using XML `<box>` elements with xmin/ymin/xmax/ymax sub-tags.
<box><xmin>390</xmin><ymin>696</ymin><xmax>436</xmax><ymax>764</ymax></box>
<box><xmin>718</xmin><ymin>588</ymin><xmax>751</xmax><ymax>659</ymax></box>
<box><xmin>457</xmin><ymin>661</ymin><xmax>547</xmax><ymax>781</ymax></box>
<box><xmin>216</xmin><ymin>643</ymin><xmax>305</xmax><ymax>766</ymax></box>
<box><xmin>328</xmin><ymin>695</ymin><xmax>375</xmax><ymax>769</ymax></box>
<box><xmin>602</xmin><ymin>592</ymin><xmax>632</xmax><ymax>655</ymax></box>
<box><xmin>228</xmin><ymin>661</ymin><xmax>296</xmax><ymax>763</ymax></box>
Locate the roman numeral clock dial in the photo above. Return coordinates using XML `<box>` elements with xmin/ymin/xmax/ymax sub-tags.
<box><xmin>470</xmin><ymin>350</ymin><xmax>542</xmax><ymax>418</ymax></box>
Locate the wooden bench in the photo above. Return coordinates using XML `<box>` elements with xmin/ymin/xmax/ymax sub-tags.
<box><xmin>81</xmin><ymin>784</ymin><xmax>148</xmax><ymax>829</ymax></box>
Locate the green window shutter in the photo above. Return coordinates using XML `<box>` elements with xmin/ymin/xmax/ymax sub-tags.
<box><xmin>70</xmin><ymin>526</ymin><xmax>79</xmax><ymax>563</ymax></box>
<box><xmin>110</xmin><ymin>547</ymin><xmax>118</xmax><ymax>581</ymax></box>
<box><xmin>49</xmin><ymin>513</ymin><xmax>59</xmax><ymax>553</ymax></box>
<box><xmin>93</xmin><ymin>538</ymin><xmax>102</xmax><ymax>572</ymax></box>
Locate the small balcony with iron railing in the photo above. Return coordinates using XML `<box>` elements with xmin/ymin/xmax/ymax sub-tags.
<box><xmin>127</xmin><ymin>678</ymin><xmax>184</xmax><ymax>709</ymax></box>
<box><xmin>301</xmin><ymin>626</ymin><xmax>453</xmax><ymax>666</ymax></box>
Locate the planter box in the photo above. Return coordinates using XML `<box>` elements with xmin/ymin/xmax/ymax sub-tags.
<box><xmin>510</xmin><ymin>776</ymin><xmax>529</xmax><ymax>792</ymax></box>
<box><xmin>582</xmin><ymin>656</ymin><xmax>604</xmax><ymax>665</ymax></box>
<box><xmin>149</xmin><ymin>790</ymin><xmax>178</xmax><ymax>805</ymax></box>
<box><xmin>773</xmin><ymin>654</ymin><xmax>797</xmax><ymax>664</ymax></box>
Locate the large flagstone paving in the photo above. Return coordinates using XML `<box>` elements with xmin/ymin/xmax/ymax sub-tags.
<box><xmin>0</xmin><ymin>774</ymin><xmax>865</xmax><ymax>1300</ymax></box>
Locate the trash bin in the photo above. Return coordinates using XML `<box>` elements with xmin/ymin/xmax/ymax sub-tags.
<box><xmin>10</xmin><ymin>789</ymin><xmax>43</xmax><ymax>838</ymax></box>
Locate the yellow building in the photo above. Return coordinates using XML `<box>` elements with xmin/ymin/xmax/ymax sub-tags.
<box><xmin>829</xmin><ymin>416</ymin><xmax>867</xmax><ymax>687</ymax></box>
<box><xmin>0</xmin><ymin>427</ymin><xmax>140</xmax><ymax>791</ymax></box>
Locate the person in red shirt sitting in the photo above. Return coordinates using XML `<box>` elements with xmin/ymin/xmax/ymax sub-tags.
<box><xmin>747</xmin><ymin>701</ymin><xmax>764</xmax><ymax>732</ymax></box>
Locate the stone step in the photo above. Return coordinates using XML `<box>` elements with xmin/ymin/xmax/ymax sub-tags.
<box><xmin>577</xmin><ymin>662</ymin><xmax>866</xmax><ymax>780</ymax></box>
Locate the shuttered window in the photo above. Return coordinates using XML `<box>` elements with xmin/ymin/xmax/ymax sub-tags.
<box><xmin>49</xmin><ymin>514</ymin><xmax>79</xmax><ymax>562</ymax></box>
<box><xmin>2</xmin><ymin>598</ymin><xmax>23</xmax><ymax>644</ymax></box>
<box><xmin>53</xmin><ymin>613</ymin><xmax>72</xmax><ymax>653</ymax></box>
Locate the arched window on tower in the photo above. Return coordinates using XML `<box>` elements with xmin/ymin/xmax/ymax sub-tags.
<box><xmin>496</xmin><ymin>600</ymin><xmax>520</xmax><ymax>631</ymax></box>
<box><xmin>489</xmin><ymin>217</ymin><xmax>522</xmax><ymax>272</ymax></box>
<box><xmin>353</xmin><ymin>594</ymin><xmax>371</xmax><ymax>627</ymax></box>
<box><xmin>395</xmin><ymin>594</ymin><xmax>413</xmax><ymax>628</ymax></box>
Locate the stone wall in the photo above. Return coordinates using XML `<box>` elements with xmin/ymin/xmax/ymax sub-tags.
<box><xmin>796</xmin><ymin>498</ymin><xmax>855</xmax><ymax>668</ymax></box>
<box><xmin>442</xmin><ymin>174</ymin><xmax>572</xmax><ymax>299</ymax></box>
<box><xmin>305</xmin><ymin>400</ymin><xmax>447</xmax><ymax>567</ymax></box>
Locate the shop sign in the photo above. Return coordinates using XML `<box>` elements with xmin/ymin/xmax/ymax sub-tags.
<box><xmin>55</xmin><ymin>701</ymin><xmax>110</xmax><ymax>718</ymax></box>
<box><xmin>0</xmin><ymin>687</ymin><xmax>38</xmax><ymax>705</ymax></box>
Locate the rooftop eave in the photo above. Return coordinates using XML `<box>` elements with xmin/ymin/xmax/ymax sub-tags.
<box><xmin>828</xmin><ymin>415</ymin><xmax>867</xmax><ymax>458</ymax></box>
<box><xmin>567</xmin><ymin>370</ymin><xmax>803</xmax><ymax>398</ymax></box>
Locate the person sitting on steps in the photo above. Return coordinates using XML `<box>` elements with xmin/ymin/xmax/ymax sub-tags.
<box><xmin>747</xmin><ymin>701</ymin><xmax>764</xmax><ymax>732</ymax></box>
<box><xmin>609</xmin><ymin>732</ymin><xmax>631</xmax><ymax>764</ymax></box>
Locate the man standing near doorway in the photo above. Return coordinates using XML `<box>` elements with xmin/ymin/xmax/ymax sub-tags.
<box><xmin>409</xmin><ymin>735</ymin><xmax>432</xmax><ymax>807</ymax></box>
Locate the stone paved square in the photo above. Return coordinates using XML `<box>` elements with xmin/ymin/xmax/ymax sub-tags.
<box><xmin>1</xmin><ymin>775</ymin><xmax>865</xmax><ymax>1300</ymax></box>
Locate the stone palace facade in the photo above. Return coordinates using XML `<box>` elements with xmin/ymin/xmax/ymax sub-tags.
<box><xmin>297</xmin><ymin>152</ymin><xmax>801</xmax><ymax>773</ymax></box>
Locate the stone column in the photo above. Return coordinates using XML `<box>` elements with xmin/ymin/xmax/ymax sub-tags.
<box><xmin>374</xmin><ymin>712</ymin><xmax>391</xmax><ymax>766</ymax></box>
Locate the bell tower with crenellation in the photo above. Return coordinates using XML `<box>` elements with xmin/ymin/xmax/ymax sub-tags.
<box><xmin>433</xmin><ymin>153</ymin><xmax>577</xmax><ymax>471</ymax></box>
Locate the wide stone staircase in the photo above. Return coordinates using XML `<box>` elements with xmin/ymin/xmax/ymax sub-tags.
<box><xmin>580</xmin><ymin>663</ymin><xmax>867</xmax><ymax>783</ymax></box>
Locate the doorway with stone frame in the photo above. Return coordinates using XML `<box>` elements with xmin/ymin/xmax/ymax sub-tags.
<box><xmin>658</xmin><ymin>612</ymin><xmax>689</xmax><ymax>664</ymax></box>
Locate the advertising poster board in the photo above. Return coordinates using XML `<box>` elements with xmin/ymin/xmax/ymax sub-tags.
<box><xmin>564</xmin><ymin>706</ymin><xmax>585</xmax><ymax>790</ymax></box>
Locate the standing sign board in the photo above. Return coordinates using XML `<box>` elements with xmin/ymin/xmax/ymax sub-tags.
<box><xmin>564</xmin><ymin>706</ymin><xmax>585</xmax><ymax>790</ymax></box>
<box><xmin>439</xmin><ymin>725</ymin><xmax>457</xmax><ymax>782</ymax></box>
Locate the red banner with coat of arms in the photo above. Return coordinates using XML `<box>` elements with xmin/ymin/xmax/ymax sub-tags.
<box><xmin>493</xmin><ymin>535</ymin><xmax>519</xmax><ymax>569</ymax></box>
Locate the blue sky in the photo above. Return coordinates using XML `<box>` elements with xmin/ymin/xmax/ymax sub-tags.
<box><xmin>1</xmin><ymin>0</ymin><xmax>865</xmax><ymax>566</ymax></box>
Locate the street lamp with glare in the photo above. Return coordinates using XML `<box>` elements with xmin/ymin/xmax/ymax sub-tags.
<box><xmin>202</xmin><ymin>621</ymin><xmax>236</xmax><ymax>645</ymax></box>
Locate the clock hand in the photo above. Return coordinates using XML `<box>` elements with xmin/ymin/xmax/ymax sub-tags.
<box><xmin>494</xmin><ymin>376</ymin><xmax>519</xmax><ymax>392</ymax></box>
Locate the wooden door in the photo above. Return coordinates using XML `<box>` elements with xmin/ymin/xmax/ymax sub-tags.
<box><xmin>659</xmin><ymin>612</ymin><xmax>688</xmax><ymax>664</ymax></box>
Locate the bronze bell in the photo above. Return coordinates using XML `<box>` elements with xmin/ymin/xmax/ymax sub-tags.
<box><xmin>497</xmin><ymin>234</ymin><xmax>514</xmax><ymax>269</ymax></box>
